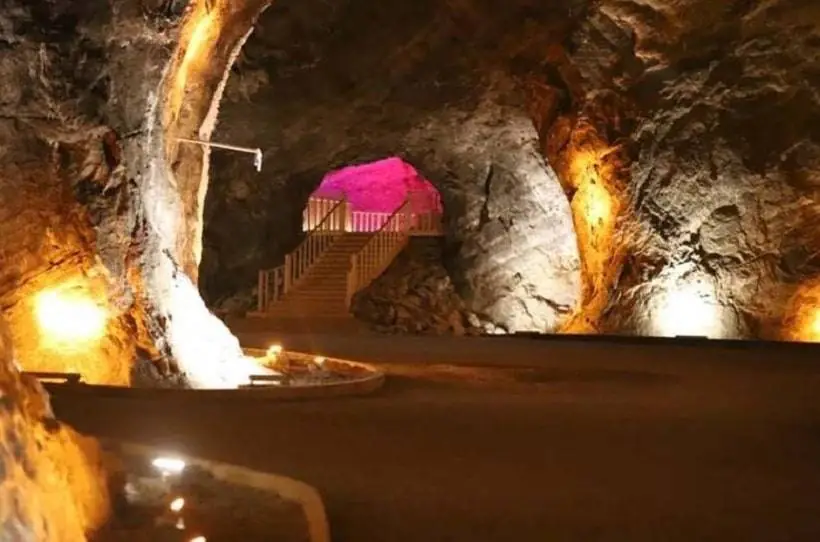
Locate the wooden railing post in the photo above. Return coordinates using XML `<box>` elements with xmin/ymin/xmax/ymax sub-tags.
<box><xmin>257</xmin><ymin>271</ymin><xmax>266</xmax><ymax>312</ymax></box>
<box><xmin>284</xmin><ymin>254</ymin><xmax>292</xmax><ymax>293</ymax></box>
<box><xmin>346</xmin><ymin>255</ymin><xmax>357</xmax><ymax>309</ymax></box>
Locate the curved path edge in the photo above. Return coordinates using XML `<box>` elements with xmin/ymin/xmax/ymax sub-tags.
<box><xmin>38</xmin><ymin>350</ymin><xmax>385</xmax><ymax>400</ymax></box>
<box><xmin>118</xmin><ymin>441</ymin><xmax>331</xmax><ymax>542</ymax></box>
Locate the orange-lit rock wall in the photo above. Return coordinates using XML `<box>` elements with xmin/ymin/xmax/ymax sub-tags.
<box><xmin>0</xmin><ymin>0</ymin><xmax>270</xmax><ymax>386</ymax></box>
<box><xmin>0</xmin><ymin>319</ymin><xmax>110</xmax><ymax>540</ymax></box>
<box><xmin>549</xmin><ymin>120</ymin><xmax>627</xmax><ymax>333</ymax></box>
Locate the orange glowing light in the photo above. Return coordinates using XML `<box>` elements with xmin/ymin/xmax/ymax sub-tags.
<box><xmin>580</xmin><ymin>181</ymin><xmax>612</xmax><ymax>227</ymax></box>
<box><xmin>569</xmin><ymin>150</ymin><xmax>614</xmax><ymax>229</ymax></box>
<box><xmin>169</xmin><ymin>9</ymin><xmax>217</xmax><ymax>120</ymax></box>
<box><xmin>34</xmin><ymin>284</ymin><xmax>108</xmax><ymax>351</ymax></box>
<box><xmin>804</xmin><ymin>308</ymin><xmax>820</xmax><ymax>341</ymax></box>
<box><xmin>266</xmin><ymin>344</ymin><xmax>283</xmax><ymax>357</ymax></box>
<box><xmin>569</xmin><ymin>151</ymin><xmax>600</xmax><ymax>189</ymax></box>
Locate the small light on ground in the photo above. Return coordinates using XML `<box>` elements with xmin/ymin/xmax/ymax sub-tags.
<box><xmin>176</xmin><ymin>517</ymin><xmax>186</xmax><ymax>530</ymax></box>
<box><xmin>653</xmin><ymin>277</ymin><xmax>721</xmax><ymax>338</ymax></box>
<box><xmin>314</xmin><ymin>356</ymin><xmax>326</xmax><ymax>366</ymax></box>
<box><xmin>266</xmin><ymin>344</ymin><xmax>283</xmax><ymax>357</ymax></box>
<box><xmin>189</xmin><ymin>536</ymin><xmax>206</xmax><ymax>542</ymax></box>
<box><xmin>152</xmin><ymin>457</ymin><xmax>187</xmax><ymax>475</ymax></box>
<box><xmin>170</xmin><ymin>497</ymin><xmax>185</xmax><ymax>512</ymax></box>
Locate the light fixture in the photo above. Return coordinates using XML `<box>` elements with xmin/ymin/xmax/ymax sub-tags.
<box><xmin>170</xmin><ymin>497</ymin><xmax>185</xmax><ymax>512</ymax></box>
<box><xmin>652</xmin><ymin>279</ymin><xmax>722</xmax><ymax>338</ymax></box>
<box><xmin>34</xmin><ymin>283</ymin><xmax>108</xmax><ymax>351</ymax></box>
<box><xmin>175</xmin><ymin>137</ymin><xmax>263</xmax><ymax>172</ymax></box>
<box><xmin>189</xmin><ymin>536</ymin><xmax>207</xmax><ymax>542</ymax></box>
<box><xmin>152</xmin><ymin>457</ymin><xmax>187</xmax><ymax>475</ymax></box>
<box><xmin>266</xmin><ymin>344</ymin><xmax>283</xmax><ymax>357</ymax></box>
<box><xmin>313</xmin><ymin>356</ymin><xmax>326</xmax><ymax>367</ymax></box>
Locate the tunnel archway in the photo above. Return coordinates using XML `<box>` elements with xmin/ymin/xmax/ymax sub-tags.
<box><xmin>203</xmin><ymin>102</ymin><xmax>585</xmax><ymax>334</ymax></box>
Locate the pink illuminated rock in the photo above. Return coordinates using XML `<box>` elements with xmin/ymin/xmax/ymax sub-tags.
<box><xmin>313</xmin><ymin>157</ymin><xmax>442</xmax><ymax>213</ymax></box>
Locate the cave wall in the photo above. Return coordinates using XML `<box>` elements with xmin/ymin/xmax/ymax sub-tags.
<box><xmin>1</xmin><ymin>0</ymin><xmax>273</xmax><ymax>386</ymax></box>
<box><xmin>203</xmin><ymin>0</ymin><xmax>820</xmax><ymax>339</ymax></box>
<box><xmin>352</xmin><ymin>238</ymin><xmax>480</xmax><ymax>335</ymax></box>
<box><xmin>0</xmin><ymin>319</ymin><xmax>110</xmax><ymax>540</ymax></box>
<box><xmin>4</xmin><ymin>0</ymin><xmax>819</xmax><ymax>366</ymax></box>
<box><xmin>0</xmin><ymin>1</ymin><xmax>167</xmax><ymax>384</ymax></box>
<box><xmin>558</xmin><ymin>0</ymin><xmax>820</xmax><ymax>338</ymax></box>
<box><xmin>402</xmin><ymin>92</ymin><xmax>581</xmax><ymax>331</ymax></box>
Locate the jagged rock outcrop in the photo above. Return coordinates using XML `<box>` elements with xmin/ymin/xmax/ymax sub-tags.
<box><xmin>352</xmin><ymin>238</ymin><xmax>480</xmax><ymax>335</ymax></box>
<box><xmin>0</xmin><ymin>319</ymin><xmax>110</xmax><ymax>540</ymax></box>
<box><xmin>559</xmin><ymin>0</ymin><xmax>820</xmax><ymax>338</ymax></box>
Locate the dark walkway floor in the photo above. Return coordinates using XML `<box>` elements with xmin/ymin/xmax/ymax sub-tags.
<box><xmin>51</xmin><ymin>330</ymin><xmax>820</xmax><ymax>541</ymax></box>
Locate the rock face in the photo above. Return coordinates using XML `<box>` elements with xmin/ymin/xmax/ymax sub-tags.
<box><xmin>558</xmin><ymin>0</ymin><xmax>820</xmax><ymax>338</ymax></box>
<box><xmin>0</xmin><ymin>0</ymin><xmax>273</xmax><ymax>386</ymax></box>
<box><xmin>0</xmin><ymin>319</ymin><xmax>110</xmax><ymax>540</ymax></box>
<box><xmin>352</xmin><ymin>239</ymin><xmax>479</xmax><ymax>335</ymax></box>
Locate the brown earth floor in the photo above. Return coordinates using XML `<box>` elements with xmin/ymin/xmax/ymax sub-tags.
<box><xmin>50</xmin><ymin>322</ymin><xmax>820</xmax><ymax>542</ymax></box>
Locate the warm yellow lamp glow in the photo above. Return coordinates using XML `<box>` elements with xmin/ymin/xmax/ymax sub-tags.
<box><xmin>169</xmin><ymin>9</ymin><xmax>216</xmax><ymax>119</ymax></box>
<box><xmin>152</xmin><ymin>457</ymin><xmax>187</xmax><ymax>475</ymax></box>
<box><xmin>801</xmin><ymin>307</ymin><xmax>820</xmax><ymax>341</ymax></box>
<box><xmin>34</xmin><ymin>285</ymin><xmax>108</xmax><ymax>350</ymax></box>
<box><xmin>581</xmin><ymin>181</ymin><xmax>612</xmax><ymax>227</ymax></box>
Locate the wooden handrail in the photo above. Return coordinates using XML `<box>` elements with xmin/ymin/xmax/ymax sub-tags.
<box><xmin>300</xmin><ymin>190</ymin><xmax>444</xmax><ymax>235</ymax></box>
<box><xmin>258</xmin><ymin>189</ymin><xmax>444</xmax><ymax>312</ymax></box>
<box><xmin>346</xmin><ymin>199</ymin><xmax>412</xmax><ymax>306</ymax></box>
<box><xmin>257</xmin><ymin>264</ymin><xmax>285</xmax><ymax>312</ymax></box>
<box><xmin>258</xmin><ymin>196</ymin><xmax>349</xmax><ymax>312</ymax></box>
<box><xmin>287</xmin><ymin>197</ymin><xmax>348</xmax><ymax>290</ymax></box>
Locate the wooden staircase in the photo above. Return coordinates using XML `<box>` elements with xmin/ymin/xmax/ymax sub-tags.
<box><xmin>253</xmin><ymin>192</ymin><xmax>443</xmax><ymax>319</ymax></box>
<box><xmin>257</xmin><ymin>233</ymin><xmax>371</xmax><ymax>318</ymax></box>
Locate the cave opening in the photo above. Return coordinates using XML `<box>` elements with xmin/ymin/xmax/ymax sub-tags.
<box><xmin>305</xmin><ymin>157</ymin><xmax>444</xmax><ymax>232</ymax></box>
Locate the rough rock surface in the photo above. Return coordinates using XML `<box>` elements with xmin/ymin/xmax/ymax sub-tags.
<box><xmin>0</xmin><ymin>0</ymin><xmax>271</xmax><ymax>385</ymax></box>
<box><xmin>0</xmin><ymin>319</ymin><xmax>110</xmax><ymax>540</ymax></box>
<box><xmin>352</xmin><ymin>239</ymin><xmax>480</xmax><ymax>335</ymax></box>
<box><xmin>200</xmin><ymin>155</ymin><xmax>314</xmax><ymax>306</ymax></box>
<box><xmin>560</xmin><ymin>0</ymin><xmax>820</xmax><ymax>338</ymax></box>
<box><xmin>204</xmin><ymin>0</ymin><xmax>820</xmax><ymax>339</ymax></box>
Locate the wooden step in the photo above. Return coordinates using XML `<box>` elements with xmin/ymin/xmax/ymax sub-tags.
<box><xmin>266</xmin><ymin>311</ymin><xmax>349</xmax><ymax>317</ymax></box>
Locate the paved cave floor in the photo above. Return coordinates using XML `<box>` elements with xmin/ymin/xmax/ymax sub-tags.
<box><xmin>51</xmin><ymin>325</ymin><xmax>820</xmax><ymax>542</ymax></box>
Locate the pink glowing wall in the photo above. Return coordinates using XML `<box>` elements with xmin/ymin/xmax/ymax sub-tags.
<box><xmin>312</xmin><ymin>157</ymin><xmax>442</xmax><ymax>213</ymax></box>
